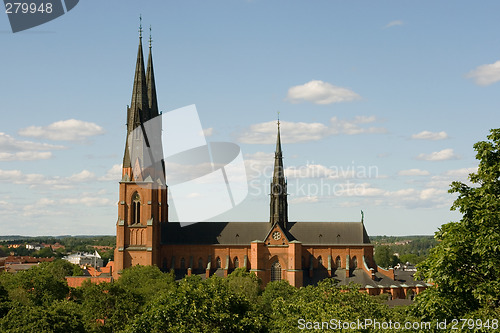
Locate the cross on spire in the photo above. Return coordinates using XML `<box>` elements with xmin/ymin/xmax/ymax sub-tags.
<box><xmin>149</xmin><ymin>25</ymin><xmax>152</xmax><ymax>48</ymax></box>
<box><xmin>139</xmin><ymin>14</ymin><xmax>143</xmax><ymax>39</ymax></box>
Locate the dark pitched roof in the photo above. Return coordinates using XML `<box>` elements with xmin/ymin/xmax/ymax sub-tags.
<box><xmin>161</xmin><ymin>221</ymin><xmax>371</xmax><ymax>245</ymax></box>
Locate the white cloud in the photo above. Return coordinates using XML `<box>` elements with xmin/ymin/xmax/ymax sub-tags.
<box><xmin>0</xmin><ymin>151</ymin><xmax>52</xmax><ymax>161</ymax></box>
<box><xmin>443</xmin><ymin>167</ymin><xmax>477</xmax><ymax>178</ymax></box>
<box><xmin>289</xmin><ymin>195</ymin><xmax>319</xmax><ymax>204</ymax></box>
<box><xmin>427</xmin><ymin>167</ymin><xmax>478</xmax><ymax>188</ymax></box>
<box><xmin>286</xmin><ymin>80</ymin><xmax>361</xmax><ymax>105</ymax></box>
<box><xmin>238</xmin><ymin>121</ymin><xmax>328</xmax><ymax>144</ymax></box>
<box><xmin>0</xmin><ymin>132</ymin><xmax>64</xmax><ymax>152</ymax></box>
<box><xmin>416</xmin><ymin>149</ymin><xmax>460</xmax><ymax>161</ymax></box>
<box><xmin>384</xmin><ymin>20</ymin><xmax>403</xmax><ymax>29</ymax></box>
<box><xmin>398</xmin><ymin>169</ymin><xmax>430</xmax><ymax>176</ymax></box>
<box><xmin>466</xmin><ymin>60</ymin><xmax>500</xmax><ymax>86</ymax></box>
<box><xmin>67</xmin><ymin>170</ymin><xmax>95</xmax><ymax>182</ymax></box>
<box><xmin>19</xmin><ymin>119</ymin><xmax>105</xmax><ymax>141</ymax></box>
<box><xmin>0</xmin><ymin>168</ymin><xmax>96</xmax><ymax>189</ymax></box>
<box><xmin>330</xmin><ymin>116</ymin><xmax>387</xmax><ymax>135</ymax></box>
<box><xmin>60</xmin><ymin>196</ymin><xmax>113</xmax><ymax>207</ymax></box>
<box><xmin>99</xmin><ymin>164</ymin><xmax>123</xmax><ymax>181</ymax></box>
<box><xmin>411</xmin><ymin>130</ymin><xmax>448</xmax><ymax>140</ymax></box>
<box><xmin>238</xmin><ymin>116</ymin><xmax>386</xmax><ymax>144</ymax></box>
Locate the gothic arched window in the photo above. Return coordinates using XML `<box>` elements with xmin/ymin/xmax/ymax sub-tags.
<box><xmin>131</xmin><ymin>192</ymin><xmax>141</xmax><ymax>225</ymax></box>
<box><xmin>216</xmin><ymin>257</ymin><xmax>221</xmax><ymax>269</ymax></box>
<box><xmin>352</xmin><ymin>256</ymin><xmax>358</xmax><ymax>269</ymax></box>
<box><xmin>318</xmin><ymin>256</ymin><xmax>323</xmax><ymax>268</ymax></box>
<box><xmin>234</xmin><ymin>257</ymin><xmax>239</xmax><ymax>268</ymax></box>
<box><xmin>271</xmin><ymin>261</ymin><xmax>282</xmax><ymax>282</ymax></box>
<box><xmin>335</xmin><ymin>256</ymin><xmax>341</xmax><ymax>269</ymax></box>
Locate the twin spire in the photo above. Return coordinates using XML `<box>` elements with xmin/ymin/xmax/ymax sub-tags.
<box><xmin>123</xmin><ymin>18</ymin><xmax>159</xmax><ymax>170</ymax></box>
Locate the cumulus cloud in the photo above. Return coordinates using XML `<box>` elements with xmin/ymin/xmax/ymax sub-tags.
<box><xmin>0</xmin><ymin>132</ymin><xmax>64</xmax><ymax>151</ymax></box>
<box><xmin>238</xmin><ymin>121</ymin><xmax>328</xmax><ymax>144</ymax></box>
<box><xmin>384</xmin><ymin>20</ymin><xmax>403</xmax><ymax>29</ymax></box>
<box><xmin>398</xmin><ymin>169</ymin><xmax>430</xmax><ymax>176</ymax></box>
<box><xmin>411</xmin><ymin>130</ymin><xmax>448</xmax><ymax>140</ymax></box>
<box><xmin>238</xmin><ymin>116</ymin><xmax>386</xmax><ymax>144</ymax></box>
<box><xmin>0</xmin><ymin>151</ymin><xmax>52</xmax><ymax>161</ymax></box>
<box><xmin>0</xmin><ymin>168</ymin><xmax>96</xmax><ymax>189</ymax></box>
<box><xmin>60</xmin><ymin>196</ymin><xmax>113</xmax><ymax>207</ymax></box>
<box><xmin>427</xmin><ymin>167</ymin><xmax>478</xmax><ymax>188</ymax></box>
<box><xmin>330</xmin><ymin>116</ymin><xmax>387</xmax><ymax>135</ymax></box>
<box><xmin>19</xmin><ymin>119</ymin><xmax>105</xmax><ymax>141</ymax></box>
<box><xmin>466</xmin><ymin>60</ymin><xmax>500</xmax><ymax>86</ymax></box>
<box><xmin>99</xmin><ymin>164</ymin><xmax>123</xmax><ymax>181</ymax></box>
<box><xmin>289</xmin><ymin>195</ymin><xmax>319</xmax><ymax>204</ymax></box>
<box><xmin>416</xmin><ymin>149</ymin><xmax>460</xmax><ymax>161</ymax></box>
<box><xmin>286</xmin><ymin>80</ymin><xmax>361</xmax><ymax>105</ymax></box>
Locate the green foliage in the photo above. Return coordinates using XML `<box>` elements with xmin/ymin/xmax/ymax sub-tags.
<box><xmin>115</xmin><ymin>265</ymin><xmax>175</xmax><ymax>307</ymax></box>
<box><xmin>227</xmin><ymin>267</ymin><xmax>261</xmax><ymax>304</ymax></box>
<box><xmin>127</xmin><ymin>274</ymin><xmax>263</xmax><ymax>333</ymax></box>
<box><xmin>33</xmin><ymin>246</ymin><xmax>55</xmax><ymax>258</ymax></box>
<box><xmin>374</xmin><ymin>245</ymin><xmax>399</xmax><ymax>268</ymax></box>
<box><xmin>415</xmin><ymin>129</ymin><xmax>500</xmax><ymax>319</ymax></box>
<box><xmin>79</xmin><ymin>281</ymin><xmax>142</xmax><ymax>333</ymax></box>
<box><xmin>0</xmin><ymin>301</ymin><xmax>85</xmax><ymax>333</ymax></box>
<box><xmin>0</xmin><ymin>283</ymin><xmax>10</xmax><ymax>319</ymax></box>
<box><xmin>0</xmin><ymin>264</ymin><xmax>69</xmax><ymax>307</ymax></box>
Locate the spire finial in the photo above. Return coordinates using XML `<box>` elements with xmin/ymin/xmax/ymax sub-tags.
<box><xmin>149</xmin><ymin>25</ymin><xmax>152</xmax><ymax>48</ymax></box>
<box><xmin>139</xmin><ymin>15</ymin><xmax>143</xmax><ymax>39</ymax></box>
<box><xmin>277</xmin><ymin>111</ymin><xmax>280</xmax><ymax>128</ymax></box>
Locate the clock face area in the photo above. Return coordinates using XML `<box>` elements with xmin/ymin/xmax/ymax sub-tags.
<box><xmin>272</xmin><ymin>231</ymin><xmax>281</xmax><ymax>240</ymax></box>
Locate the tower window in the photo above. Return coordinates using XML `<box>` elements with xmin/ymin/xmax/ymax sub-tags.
<box><xmin>271</xmin><ymin>261</ymin><xmax>281</xmax><ymax>282</ymax></box>
<box><xmin>131</xmin><ymin>192</ymin><xmax>141</xmax><ymax>225</ymax></box>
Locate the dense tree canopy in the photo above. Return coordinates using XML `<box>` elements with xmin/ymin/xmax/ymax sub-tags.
<box><xmin>415</xmin><ymin>129</ymin><xmax>500</xmax><ymax>319</ymax></box>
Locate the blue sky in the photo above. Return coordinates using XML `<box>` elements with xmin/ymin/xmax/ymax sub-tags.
<box><xmin>1</xmin><ymin>1</ymin><xmax>499</xmax><ymax>236</ymax></box>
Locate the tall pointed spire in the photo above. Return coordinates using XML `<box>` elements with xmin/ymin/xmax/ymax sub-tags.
<box><xmin>146</xmin><ymin>25</ymin><xmax>159</xmax><ymax>117</ymax></box>
<box><xmin>123</xmin><ymin>17</ymin><xmax>150</xmax><ymax>170</ymax></box>
<box><xmin>270</xmin><ymin>116</ymin><xmax>288</xmax><ymax>228</ymax></box>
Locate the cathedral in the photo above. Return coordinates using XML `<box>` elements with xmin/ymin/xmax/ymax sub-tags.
<box><xmin>112</xmin><ymin>30</ymin><xmax>428</xmax><ymax>299</ymax></box>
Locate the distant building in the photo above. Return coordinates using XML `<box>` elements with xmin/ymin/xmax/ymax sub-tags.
<box><xmin>25</xmin><ymin>243</ymin><xmax>42</xmax><ymax>251</ymax></box>
<box><xmin>65</xmin><ymin>261</ymin><xmax>114</xmax><ymax>288</ymax></box>
<box><xmin>64</xmin><ymin>251</ymin><xmax>103</xmax><ymax>268</ymax></box>
<box><xmin>4</xmin><ymin>256</ymin><xmax>54</xmax><ymax>273</ymax></box>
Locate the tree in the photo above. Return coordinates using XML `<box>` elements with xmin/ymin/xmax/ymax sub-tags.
<box><xmin>126</xmin><ymin>275</ymin><xmax>263</xmax><ymax>333</ymax></box>
<box><xmin>374</xmin><ymin>245</ymin><xmax>399</xmax><ymax>268</ymax></box>
<box><xmin>415</xmin><ymin>129</ymin><xmax>500</xmax><ymax>319</ymax></box>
